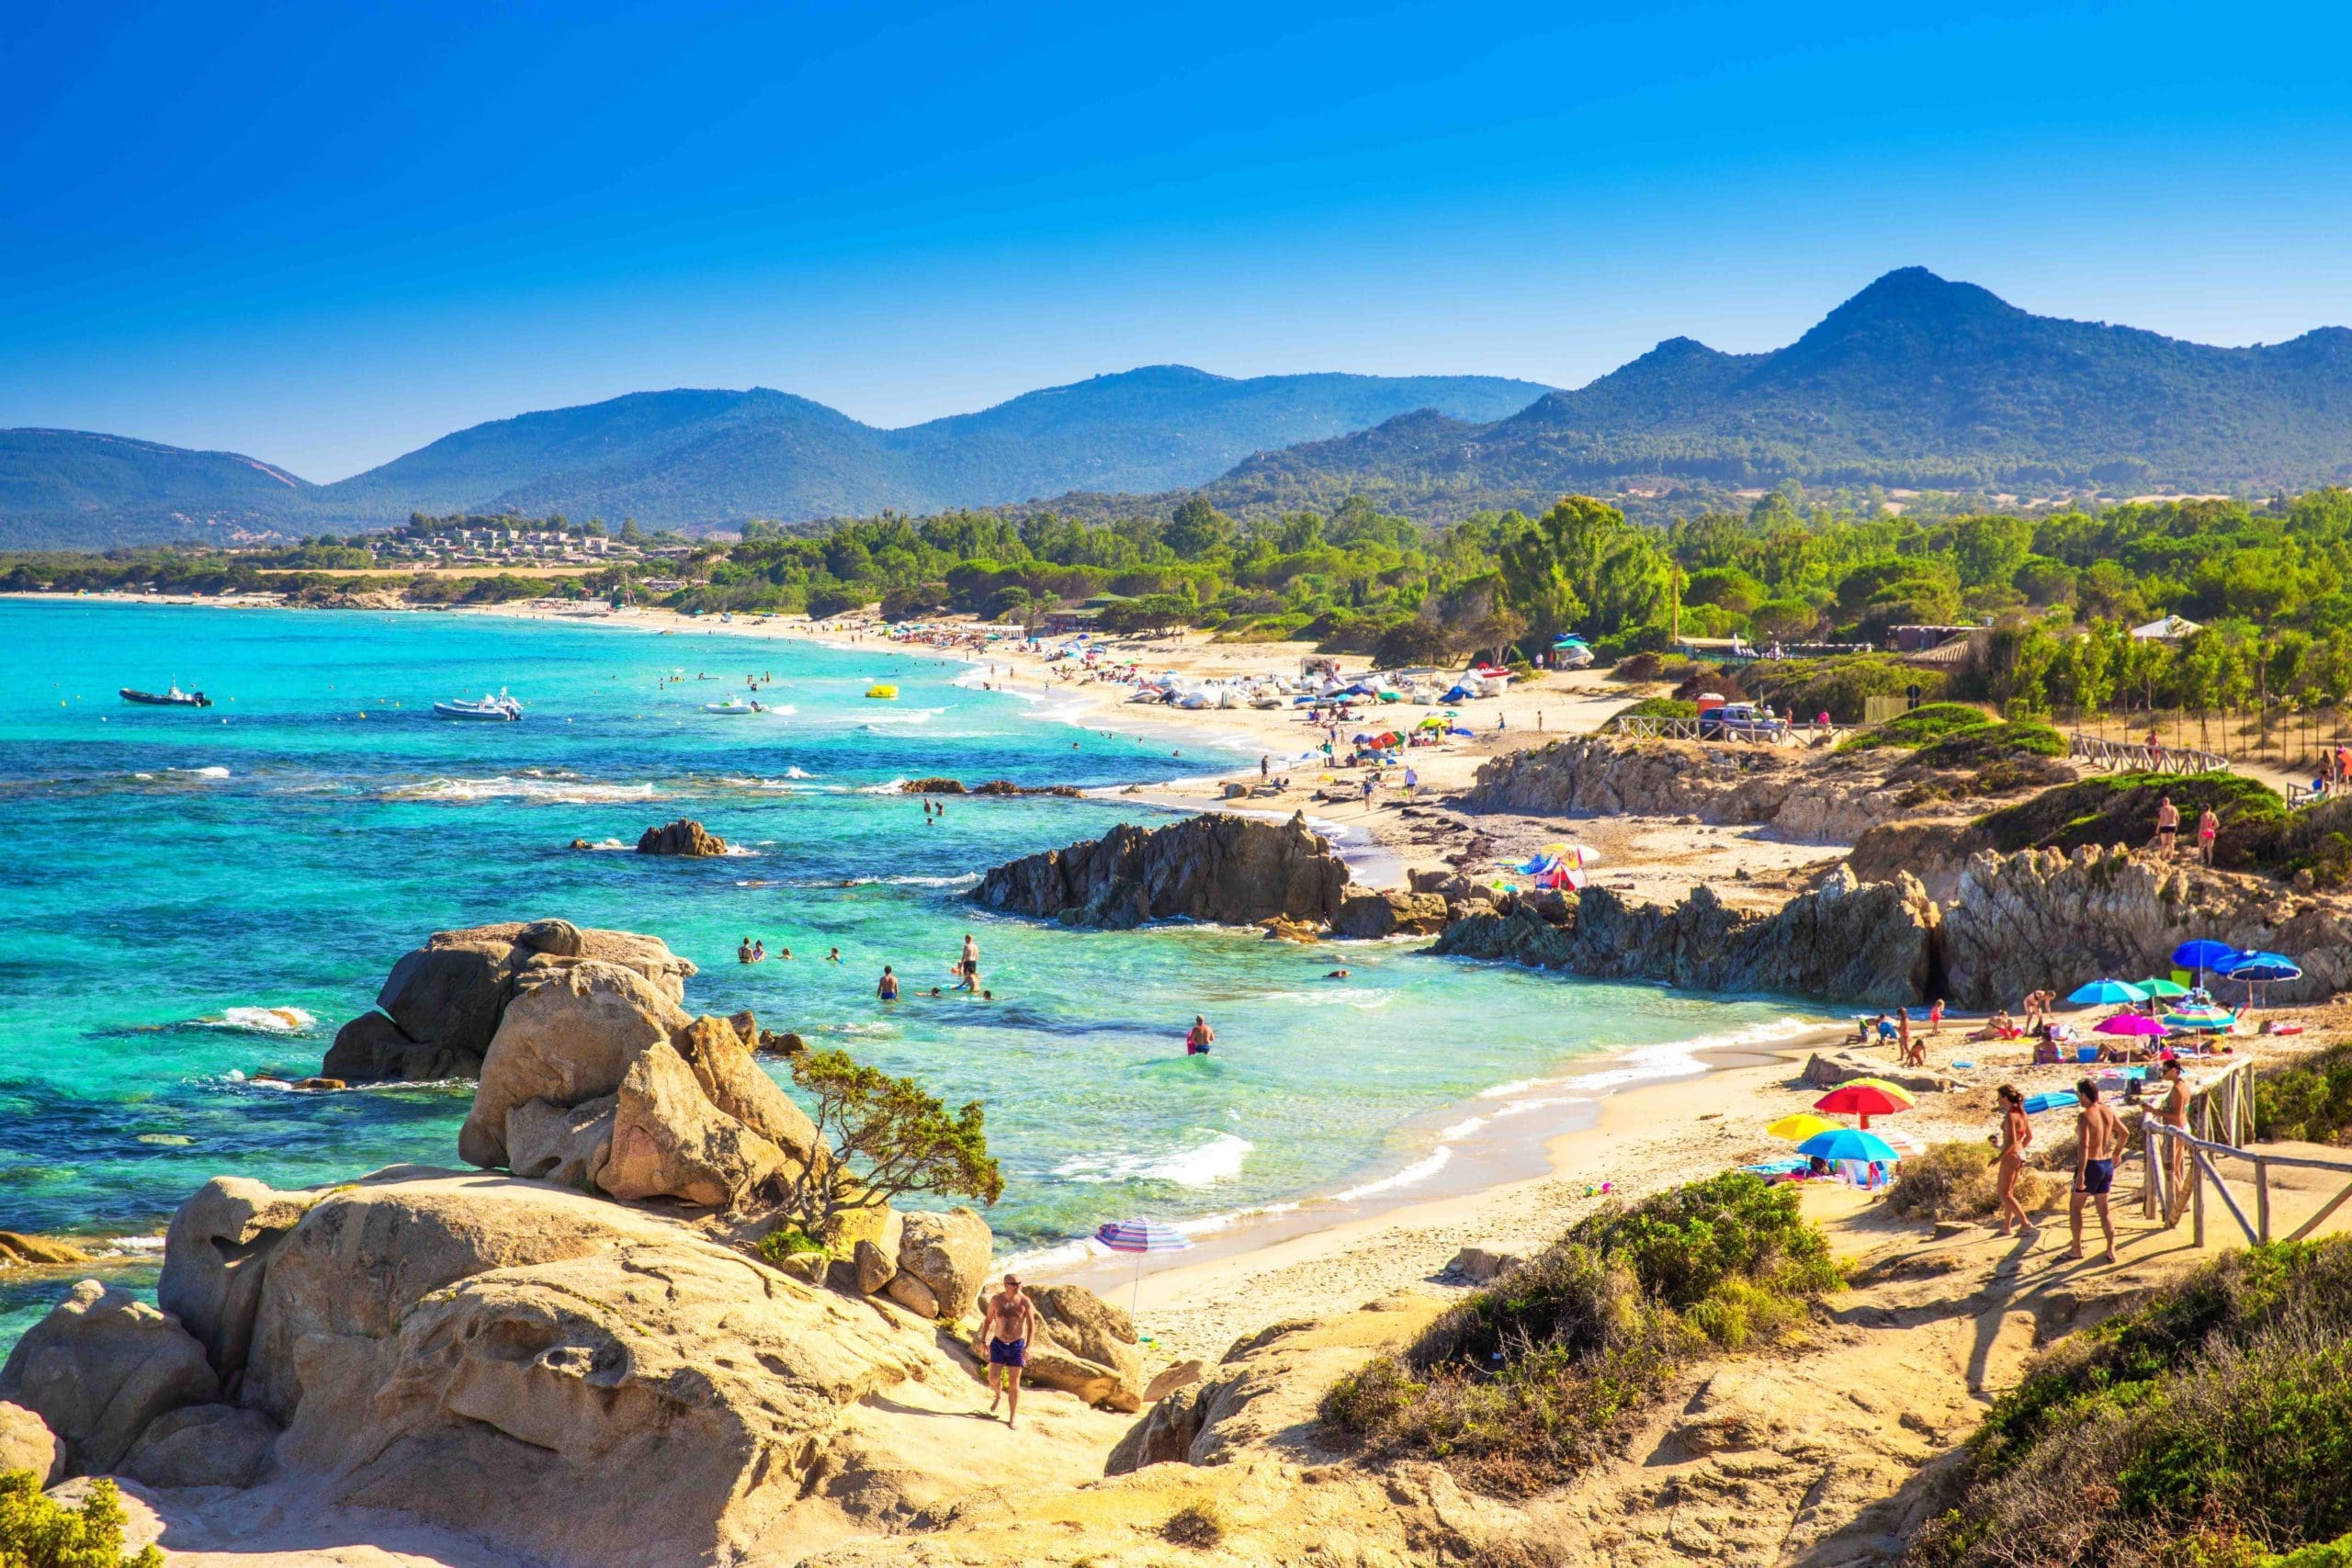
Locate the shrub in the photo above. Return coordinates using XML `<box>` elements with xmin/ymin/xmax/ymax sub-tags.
<box><xmin>1160</xmin><ymin>1502</ymin><xmax>1227</xmax><ymax>1549</ymax></box>
<box><xmin>1612</xmin><ymin>697</ymin><xmax>1698</xmax><ymax>722</ymax></box>
<box><xmin>1911</xmin><ymin>720</ymin><xmax>2067</xmax><ymax>769</ymax></box>
<box><xmin>1741</xmin><ymin>654</ymin><xmax>1948</xmax><ymax>724</ymax></box>
<box><xmin>0</xmin><ymin>1472</ymin><xmax>163</xmax><ymax>1568</ymax></box>
<box><xmin>1886</xmin><ymin>1142</ymin><xmax>2049</xmax><ymax>1222</ymax></box>
<box><xmin>775</xmin><ymin>1050</ymin><xmax>1003</xmax><ymax>1236</ymax></box>
<box><xmin>1838</xmin><ymin>702</ymin><xmax>1996</xmax><ymax>751</ymax></box>
<box><xmin>754</xmin><ymin>1226</ymin><xmax>830</xmax><ymax>1263</ymax></box>
<box><xmin>1909</xmin><ymin>1238</ymin><xmax>2352</xmax><ymax>1568</ymax></box>
<box><xmin>1374</xmin><ymin>618</ymin><xmax>1453</xmax><ymax>668</ymax></box>
<box><xmin>1610</xmin><ymin>650</ymin><xmax>1667</xmax><ymax>681</ymax></box>
<box><xmin>1321</xmin><ymin>1174</ymin><xmax>1839</xmax><ymax>1493</ymax></box>
<box><xmin>2253</xmin><ymin>1044</ymin><xmax>2352</xmax><ymax>1145</ymax></box>
<box><xmin>805</xmin><ymin>585</ymin><xmax>866</xmax><ymax>619</ymax></box>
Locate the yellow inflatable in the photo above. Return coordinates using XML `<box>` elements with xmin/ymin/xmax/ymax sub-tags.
<box><xmin>865</xmin><ymin>684</ymin><xmax>899</xmax><ymax>699</ymax></box>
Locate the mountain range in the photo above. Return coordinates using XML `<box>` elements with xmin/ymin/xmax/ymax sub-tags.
<box><xmin>1207</xmin><ymin>269</ymin><xmax>2352</xmax><ymax>517</ymax></box>
<box><xmin>0</xmin><ymin>369</ymin><xmax>1550</xmax><ymax>547</ymax></box>
<box><xmin>7</xmin><ymin>269</ymin><xmax>2352</xmax><ymax>549</ymax></box>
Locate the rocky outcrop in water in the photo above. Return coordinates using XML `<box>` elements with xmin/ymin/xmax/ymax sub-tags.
<box><xmin>970</xmin><ymin>811</ymin><xmax>1351</xmax><ymax>930</ymax></box>
<box><xmin>1432</xmin><ymin>866</ymin><xmax>1938</xmax><ymax>1006</ymax></box>
<box><xmin>637</xmin><ymin>817</ymin><xmax>728</xmax><ymax>855</ymax></box>
<box><xmin>322</xmin><ymin>919</ymin><xmax>695</xmax><ymax>1083</ymax></box>
<box><xmin>1460</xmin><ymin>734</ymin><xmax>1926</xmax><ymax>842</ymax></box>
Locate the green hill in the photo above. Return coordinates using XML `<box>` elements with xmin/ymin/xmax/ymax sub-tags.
<box><xmin>1209</xmin><ymin>268</ymin><xmax>2352</xmax><ymax>516</ymax></box>
<box><xmin>0</xmin><ymin>429</ymin><xmax>315</xmax><ymax>548</ymax></box>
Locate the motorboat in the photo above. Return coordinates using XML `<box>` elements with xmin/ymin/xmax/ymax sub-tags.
<box><xmin>434</xmin><ymin>691</ymin><xmax>525</xmax><ymax>721</ymax></box>
<box><xmin>119</xmin><ymin>683</ymin><xmax>211</xmax><ymax>708</ymax></box>
<box><xmin>704</xmin><ymin>695</ymin><xmax>764</xmax><ymax>715</ymax></box>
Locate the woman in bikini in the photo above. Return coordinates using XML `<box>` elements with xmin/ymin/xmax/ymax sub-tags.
<box><xmin>1994</xmin><ymin>1084</ymin><xmax>2037</xmax><ymax>1236</ymax></box>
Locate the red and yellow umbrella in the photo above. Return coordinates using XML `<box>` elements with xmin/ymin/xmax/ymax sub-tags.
<box><xmin>1814</xmin><ymin>1081</ymin><xmax>1914</xmax><ymax>1129</ymax></box>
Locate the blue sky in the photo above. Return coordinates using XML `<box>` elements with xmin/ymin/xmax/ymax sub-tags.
<box><xmin>5</xmin><ymin>0</ymin><xmax>2348</xmax><ymax>480</ymax></box>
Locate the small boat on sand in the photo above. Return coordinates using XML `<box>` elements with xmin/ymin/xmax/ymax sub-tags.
<box><xmin>120</xmin><ymin>683</ymin><xmax>211</xmax><ymax>708</ymax></box>
<box><xmin>434</xmin><ymin>691</ymin><xmax>525</xmax><ymax>721</ymax></box>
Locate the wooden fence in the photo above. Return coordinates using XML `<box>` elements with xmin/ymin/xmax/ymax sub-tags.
<box><xmin>2139</xmin><ymin>1059</ymin><xmax>2352</xmax><ymax>1246</ymax></box>
<box><xmin>2069</xmin><ymin>733</ymin><xmax>2233</xmax><ymax>775</ymax></box>
<box><xmin>1610</xmin><ymin>715</ymin><xmax>1842</xmax><ymax>746</ymax></box>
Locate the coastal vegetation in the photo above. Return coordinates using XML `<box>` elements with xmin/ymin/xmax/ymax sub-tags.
<box><xmin>2254</xmin><ymin>1043</ymin><xmax>2352</xmax><ymax>1146</ymax></box>
<box><xmin>0</xmin><ymin>1472</ymin><xmax>160</xmax><ymax>1568</ymax></box>
<box><xmin>775</xmin><ymin>1048</ymin><xmax>1004</xmax><ymax>1237</ymax></box>
<box><xmin>1886</xmin><ymin>1142</ymin><xmax>2050</xmax><ymax>1223</ymax></box>
<box><xmin>1978</xmin><ymin>773</ymin><xmax>2290</xmax><ymax>869</ymax></box>
<box><xmin>22</xmin><ymin>480</ymin><xmax>2352</xmax><ymax>764</ymax></box>
<box><xmin>1318</xmin><ymin>1172</ymin><xmax>1840</xmax><ymax>1492</ymax></box>
<box><xmin>1910</xmin><ymin>1237</ymin><xmax>2352</xmax><ymax>1568</ymax></box>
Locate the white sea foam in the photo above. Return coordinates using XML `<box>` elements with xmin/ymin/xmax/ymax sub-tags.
<box><xmin>1437</xmin><ymin>1114</ymin><xmax>1489</xmax><ymax>1141</ymax></box>
<box><xmin>1333</xmin><ymin>1146</ymin><xmax>1453</xmax><ymax>1202</ymax></box>
<box><xmin>1053</xmin><ymin>1131</ymin><xmax>1253</xmax><ymax>1189</ymax></box>
<box><xmin>853</xmin><ymin>777</ymin><xmax>911</xmax><ymax>795</ymax></box>
<box><xmin>382</xmin><ymin>774</ymin><xmax>661</xmax><ymax>805</ymax></box>
<box><xmin>859</xmin><ymin>705</ymin><xmax>945</xmax><ymax>728</ymax></box>
<box><xmin>168</xmin><ymin>765</ymin><xmax>231</xmax><ymax>779</ymax></box>
<box><xmin>208</xmin><ymin>1006</ymin><xmax>318</xmax><ymax>1034</ymax></box>
<box><xmin>837</xmin><ymin>873</ymin><xmax>981</xmax><ymax>889</ymax></box>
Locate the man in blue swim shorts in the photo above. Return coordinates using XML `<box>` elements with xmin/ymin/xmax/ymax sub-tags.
<box><xmin>981</xmin><ymin>1273</ymin><xmax>1038</xmax><ymax>1428</ymax></box>
<box><xmin>2069</xmin><ymin>1078</ymin><xmax>2125</xmax><ymax>1265</ymax></box>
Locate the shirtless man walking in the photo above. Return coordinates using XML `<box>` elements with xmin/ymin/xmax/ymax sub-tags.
<box><xmin>980</xmin><ymin>1273</ymin><xmax>1038</xmax><ymax>1427</ymax></box>
<box><xmin>2069</xmin><ymin>1078</ymin><xmax>2126</xmax><ymax>1263</ymax></box>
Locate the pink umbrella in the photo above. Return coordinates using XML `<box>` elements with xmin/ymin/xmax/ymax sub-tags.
<box><xmin>2095</xmin><ymin>1013</ymin><xmax>2166</xmax><ymax>1037</ymax></box>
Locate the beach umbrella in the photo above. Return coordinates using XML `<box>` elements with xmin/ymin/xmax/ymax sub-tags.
<box><xmin>2215</xmin><ymin>951</ymin><xmax>2300</xmax><ymax>981</ymax></box>
<box><xmin>2136</xmin><ymin>977</ymin><xmax>2190</xmax><ymax>999</ymax></box>
<box><xmin>2165</xmin><ymin>1004</ymin><xmax>2237</xmax><ymax>1032</ymax></box>
<box><xmin>2067</xmin><ymin>979</ymin><xmax>2149</xmax><ymax>1006</ymax></box>
<box><xmin>1768</xmin><ymin>1112</ymin><xmax>1846</xmax><ymax>1142</ymax></box>
<box><xmin>1095</xmin><ymin>1217</ymin><xmax>1193</xmax><ymax>1315</ymax></box>
<box><xmin>1842</xmin><ymin>1077</ymin><xmax>1920</xmax><ymax>1104</ymax></box>
<box><xmin>2095</xmin><ymin>1013</ymin><xmax>2166</xmax><ymax>1038</ymax></box>
<box><xmin>2172</xmin><ymin>940</ymin><xmax>2237</xmax><ymax>986</ymax></box>
<box><xmin>1796</xmin><ymin>1128</ymin><xmax>1901</xmax><ymax>1165</ymax></box>
<box><xmin>1876</xmin><ymin>1127</ymin><xmax>1928</xmax><ymax>1157</ymax></box>
<box><xmin>1814</xmin><ymin>1083</ymin><xmax>1911</xmax><ymax>1128</ymax></box>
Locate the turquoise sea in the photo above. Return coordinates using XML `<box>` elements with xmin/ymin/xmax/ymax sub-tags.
<box><xmin>0</xmin><ymin>599</ymin><xmax>1818</xmax><ymax>1344</ymax></box>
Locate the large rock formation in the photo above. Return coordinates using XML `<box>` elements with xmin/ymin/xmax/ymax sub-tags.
<box><xmin>1433</xmin><ymin>866</ymin><xmax>1938</xmax><ymax>1006</ymax></box>
<box><xmin>323</xmin><ymin>919</ymin><xmax>695</xmax><ymax>1083</ymax></box>
<box><xmin>970</xmin><ymin>811</ymin><xmax>1351</xmax><ymax>930</ymax></box>
<box><xmin>1939</xmin><ymin>843</ymin><xmax>2352</xmax><ymax>1008</ymax></box>
<box><xmin>0</xmin><ymin>1280</ymin><xmax>219</xmax><ymax>1475</ymax></box>
<box><xmin>1459</xmin><ymin>734</ymin><xmax>1919</xmax><ymax>842</ymax></box>
<box><xmin>889</xmin><ymin>1208</ymin><xmax>993</xmax><ymax>1323</ymax></box>
<box><xmin>457</xmin><ymin>959</ymin><xmax>692</xmax><ymax>1168</ymax></box>
<box><xmin>445</xmin><ymin>955</ymin><xmax>819</xmax><ymax>1211</ymax></box>
<box><xmin>119</xmin><ymin>1169</ymin><xmax>998</xmax><ymax>1567</ymax></box>
<box><xmin>601</xmin><ymin>1040</ymin><xmax>788</xmax><ymax>1207</ymax></box>
<box><xmin>0</xmin><ymin>1400</ymin><xmax>61</xmax><ymax>1486</ymax></box>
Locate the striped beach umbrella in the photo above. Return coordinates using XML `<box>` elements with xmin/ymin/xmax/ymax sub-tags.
<box><xmin>1096</xmin><ymin>1217</ymin><xmax>1193</xmax><ymax>1315</ymax></box>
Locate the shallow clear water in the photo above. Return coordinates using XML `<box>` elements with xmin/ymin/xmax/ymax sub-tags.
<box><xmin>0</xmin><ymin>600</ymin><xmax>1820</xmax><ymax>1342</ymax></box>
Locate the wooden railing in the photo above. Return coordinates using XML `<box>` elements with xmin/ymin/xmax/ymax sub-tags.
<box><xmin>1611</xmin><ymin>715</ymin><xmax>1841</xmax><ymax>746</ymax></box>
<box><xmin>2139</xmin><ymin>1060</ymin><xmax>2352</xmax><ymax>1246</ymax></box>
<box><xmin>2069</xmin><ymin>733</ymin><xmax>2232</xmax><ymax>775</ymax></box>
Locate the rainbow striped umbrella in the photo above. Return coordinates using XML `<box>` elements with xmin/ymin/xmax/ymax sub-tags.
<box><xmin>1096</xmin><ymin>1217</ymin><xmax>1193</xmax><ymax>1314</ymax></box>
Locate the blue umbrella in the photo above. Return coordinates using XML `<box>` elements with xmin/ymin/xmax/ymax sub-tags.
<box><xmin>1796</xmin><ymin>1128</ymin><xmax>1902</xmax><ymax>1164</ymax></box>
<box><xmin>1096</xmin><ymin>1217</ymin><xmax>1193</xmax><ymax>1314</ymax></box>
<box><xmin>2215</xmin><ymin>951</ymin><xmax>2300</xmax><ymax>982</ymax></box>
<box><xmin>2068</xmin><ymin>979</ymin><xmax>2150</xmax><ymax>1006</ymax></box>
<box><xmin>2173</xmin><ymin>940</ymin><xmax>2236</xmax><ymax>979</ymax></box>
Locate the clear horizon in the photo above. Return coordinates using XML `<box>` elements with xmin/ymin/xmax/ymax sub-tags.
<box><xmin>6</xmin><ymin>0</ymin><xmax>2349</xmax><ymax>482</ymax></box>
